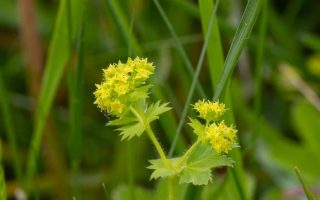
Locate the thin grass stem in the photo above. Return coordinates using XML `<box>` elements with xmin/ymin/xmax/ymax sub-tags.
<box><xmin>0</xmin><ymin>70</ymin><xmax>22</xmax><ymax>183</ymax></box>
<box><xmin>152</xmin><ymin>0</ymin><xmax>206</xmax><ymax>98</ymax></box>
<box><xmin>168</xmin><ymin>0</ymin><xmax>220</xmax><ymax>157</ymax></box>
<box><xmin>294</xmin><ymin>167</ymin><xmax>316</xmax><ymax>200</ymax></box>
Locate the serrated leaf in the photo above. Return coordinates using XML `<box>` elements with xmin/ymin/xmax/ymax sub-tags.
<box><xmin>179</xmin><ymin>167</ymin><xmax>211</xmax><ymax>185</ymax></box>
<box><xmin>129</xmin><ymin>84</ymin><xmax>153</xmax><ymax>102</ymax></box>
<box><xmin>117</xmin><ymin>122</ymin><xmax>145</xmax><ymax>140</ymax></box>
<box><xmin>147</xmin><ymin>158</ymin><xmax>181</xmax><ymax>180</ymax></box>
<box><xmin>148</xmin><ymin>143</ymin><xmax>234</xmax><ymax>185</ymax></box>
<box><xmin>188</xmin><ymin>117</ymin><xmax>205</xmax><ymax>136</ymax></box>
<box><xmin>107</xmin><ymin>116</ymin><xmax>137</xmax><ymax>126</ymax></box>
<box><xmin>145</xmin><ymin>101</ymin><xmax>171</xmax><ymax>123</ymax></box>
<box><xmin>179</xmin><ymin>143</ymin><xmax>234</xmax><ymax>185</ymax></box>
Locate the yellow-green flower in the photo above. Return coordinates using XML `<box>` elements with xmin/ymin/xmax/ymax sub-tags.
<box><xmin>205</xmin><ymin>121</ymin><xmax>237</xmax><ymax>154</ymax></box>
<box><xmin>94</xmin><ymin>57</ymin><xmax>155</xmax><ymax>116</ymax></box>
<box><xmin>194</xmin><ymin>100</ymin><xmax>225</xmax><ymax>122</ymax></box>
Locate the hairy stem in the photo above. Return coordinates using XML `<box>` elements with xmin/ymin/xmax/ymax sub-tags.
<box><xmin>130</xmin><ymin>106</ymin><xmax>173</xmax><ymax>199</ymax></box>
<box><xmin>178</xmin><ymin>139</ymin><xmax>201</xmax><ymax>166</ymax></box>
<box><xmin>145</xmin><ymin>124</ymin><xmax>169</xmax><ymax>167</ymax></box>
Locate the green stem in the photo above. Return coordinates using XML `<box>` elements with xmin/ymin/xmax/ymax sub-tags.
<box><xmin>129</xmin><ymin>106</ymin><xmax>173</xmax><ymax>199</ymax></box>
<box><xmin>130</xmin><ymin>106</ymin><xmax>168</xmax><ymax>166</ymax></box>
<box><xmin>178</xmin><ymin>139</ymin><xmax>201</xmax><ymax>166</ymax></box>
<box><xmin>145</xmin><ymin>124</ymin><xmax>169</xmax><ymax>167</ymax></box>
<box><xmin>168</xmin><ymin>177</ymin><xmax>174</xmax><ymax>200</ymax></box>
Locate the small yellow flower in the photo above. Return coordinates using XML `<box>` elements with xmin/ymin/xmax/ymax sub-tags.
<box><xmin>114</xmin><ymin>83</ymin><xmax>129</xmax><ymax>96</ymax></box>
<box><xmin>205</xmin><ymin>121</ymin><xmax>237</xmax><ymax>154</ymax></box>
<box><xmin>94</xmin><ymin>57</ymin><xmax>155</xmax><ymax>116</ymax></box>
<box><xmin>194</xmin><ymin>100</ymin><xmax>225</xmax><ymax>122</ymax></box>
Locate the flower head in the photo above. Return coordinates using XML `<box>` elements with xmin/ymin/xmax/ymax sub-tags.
<box><xmin>205</xmin><ymin>121</ymin><xmax>237</xmax><ymax>154</ymax></box>
<box><xmin>190</xmin><ymin>100</ymin><xmax>238</xmax><ymax>154</ymax></box>
<box><xmin>94</xmin><ymin>57</ymin><xmax>155</xmax><ymax>116</ymax></box>
<box><xmin>194</xmin><ymin>100</ymin><xmax>225</xmax><ymax>122</ymax></box>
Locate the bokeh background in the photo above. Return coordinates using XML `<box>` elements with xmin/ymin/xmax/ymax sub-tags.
<box><xmin>0</xmin><ymin>0</ymin><xmax>320</xmax><ymax>199</ymax></box>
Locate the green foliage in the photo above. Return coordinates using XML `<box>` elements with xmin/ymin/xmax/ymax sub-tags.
<box><xmin>294</xmin><ymin>167</ymin><xmax>316</xmax><ymax>200</ymax></box>
<box><xmin>292</xmin><ymin>100</ymin><xmax>320</xmax><ymax>156</ymax></box>
<box><xmin>25</xmin><ymin>0</ymin><xmax>85</xmax><ymax>189</ymax></box>
<box><xmin>0</xmin><ymin>142</ymin><xmax>5</xmax><ymax>200</ymax></box>
<box><xmin>128</xmin><ymin>85</ymin><xmax>153</xmax><ymax>102</ymax></box>
<box><xmin>148</xmin><ymin>143</ymin><xmax>234</xmax><ymax>185</ymax></box>
<box><xmin>148</xmin><ymin>158</ymin><xmax>181</xmax><ymax>180</ymax></box>
<box><xmin>2</xmin><ymin>0</ymin><xmax>320</xmax><ymax>199</ymax></box>
<box><xmin>188</xmin><ymin>117</ymin><xmax>205</xmax><ymax>137</ymax></box>
<box><xmin>117</xmin><ymin>122</ymin><xmax>145</xmax><ymax>140</ymax></box>
<box><xmin>179</xmin><ymin>143</ymin><xmax>234</xmax><ymax>185</ymax></box>
<box><xmin>145</xmin><ymin>101</ymin><xmax>172</xmax><ymax>123</ymax></box>
<box><xmin>107</xmin><ymin>101</ymin><xmax>171</xmax><ymax>140</ymax></box>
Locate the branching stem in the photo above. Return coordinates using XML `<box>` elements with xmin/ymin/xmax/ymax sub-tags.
<box><xmin>130</xmin><ymin>106</ymin><xmax>174</xmax><ymax>199</ymax></box>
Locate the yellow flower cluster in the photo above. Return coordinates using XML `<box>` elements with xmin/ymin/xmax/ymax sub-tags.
<box><xmin>205</xmin><ymin>121</ymin><xmax>237</xmax><ymax>154</ymax></box>
<box><xmin>194</xmin><ymin>100</ymin><xmax>225</xmax><ymax>122</ymax></box>
<box><xmin>94</xmin><ymin>57</ymin><xmax>155</xmax><ymax>116</ymax></box>
<box><xmin>191</xmin><ymin>100</ymin><xmax>238</xmax><ymax>154</ymax></box>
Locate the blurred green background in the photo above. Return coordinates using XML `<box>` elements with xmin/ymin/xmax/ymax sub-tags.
<box><xmin>0</xmin><ymin>0</ymin><xmax>320</xmax><ymax>199</ymax></box>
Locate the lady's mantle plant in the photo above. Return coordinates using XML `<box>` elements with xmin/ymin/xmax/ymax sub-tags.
<box><xmin>94</xmin><ymin>57</ymin><xmax>239</xmax><ymax>197</ymax></box>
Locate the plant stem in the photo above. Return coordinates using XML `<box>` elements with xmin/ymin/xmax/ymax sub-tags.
<box><xmin>178</xmin><ymin>139</ymin><xmax>201</xmax><ymax>166</ymax></box>
<box><xmin>129</xmin><ymin>106</ymin><xmax>173</xmax><ymax>199</ymax></box>
<box><xmin>145</xmin><ymin>124</ymin><xmax>169</xmax><ymax>167</ymax></box>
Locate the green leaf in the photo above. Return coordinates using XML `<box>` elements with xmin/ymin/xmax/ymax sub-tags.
<box><xmin>129</xmin><ymin>84</ymin><xmax>153</xmax><ymax>102</ymax></box>
<box><xmin>179</xmin><ymin>143</ymin><xmax>234</xmax><ymax>185</ymax></box>
<box><xmin>107</xmin><ymin>116</ymin><xmax>137</xmax><ymax>126</ymax></box>
<box><xmin>117</xmin><ymin>122</ymin><xmax>145</xmax><ymax>140</ymax></box>
<box><xmin>292</xmin><ymin>100</ymin><xmax>320</xmax><ymax>156</ymax></box>
<box><xmin>148</xmin><ymin>143</ymin><xmax>234</xmax><ymax>185</ymax></box>
<box><xmin>145</xmin><ymin>101</ymin><xmax>171</xmax><ymax>123</ymax></box>
<box><xmin>188</xmin><ymin>117</ymin><xmax>205</xmax><ymax>136</ymax></box>
<box><xmin>148</xmin><ymin>158</ymin><xmax>181</xmax><ymax>180</ymax></box>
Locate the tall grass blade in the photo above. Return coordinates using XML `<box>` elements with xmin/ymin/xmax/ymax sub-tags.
<box><xmin>152</xmin><ymin>0</ymin><xmax>206</xmax><ymax>98</ymax></box>
<box><xmin>213</xmin><ymin>0</ymin><xmax>262</xmax><ymax>101</ymax></box>
<box><xmin>168</xmin><ymin>0</ymin><xmax>220</xmax><ymax>157</ymax></box>
<box><xmin>105</xmin><ymin>0</ymin><xmax>142</xmax><ymax>56</ymax></box>
<box><xmin>69</xmin><ymin>4</ymin><xmax>85</xmax><ymax>197</ymax></box>
<box><xmin>0</xmin><ymin>70</ymin><xmax>22</xmax><ymax>183</ymax></box>
<box><xmin>199</xmin><ymin>0</ymin><xmax>224</xmax><ymax>88</ymax></box>
<box><xmin>25</xmin><ymin>0</ymin><xmax>84</xmax><ymax>191</ymax></box>
<box><xmin>0</xmin><ymin>140</ymin><xmax>6</xmax><ymax>200</ymax></box>
<box><xmin>294</xmin><ymin>167</ymin><xmax>316</xmax><ymax>200</ymax></box>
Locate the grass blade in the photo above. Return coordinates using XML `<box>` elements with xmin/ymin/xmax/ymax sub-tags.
<box><xmin>168</xmin><ymin>0</ymin><xmax>220</xmax><ymax>157</ymax></box>
<box><xmin>0</xmin><ymin>140</ymin><xmax>6</xmax><ymax>200</ymax></box>
<box><xmin>152</xmin><ymin>0</ymin><xmax>206</xmax><ymax>98</ymax></box>
<box><xmin>25</xmin><ymin>0</ymin><xmax>84</xmax><ymax>191</ymax></box>
<box><xmin>0</xmin><ymin>70</ymin><xmax>22</xmax><ymax>183</ymax></box>
<box><xmin>199</xmin><ymin>0</ymin><xmax>224</xmax><ymax>88</ymax></box>
<box><xmin>68</xmin><ymin>5</ymin><xmax>85</xmax><ymax>198</ymax></box>
<box><xmin>105</xmin><ymin>0</ymin><xmax>142</xmax><ymax>56</ymax></box>
<box><xmin>294</xmin><ymin>167</ymin><xmax>316</xmax><ymax>200</ymax></box>
<box><xmin>213</xmin><ymin>0</ymin><xmax>262</xmax><ymax>101</ymax></box>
